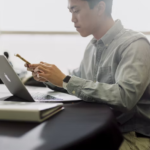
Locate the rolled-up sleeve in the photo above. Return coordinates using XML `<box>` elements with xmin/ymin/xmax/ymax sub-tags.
<box><xmin>66</xmin><ymin>39</ymin><xmax>150</xmax><ymax>112</ymax></box>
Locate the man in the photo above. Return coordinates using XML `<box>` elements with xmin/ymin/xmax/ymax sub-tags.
<box><xmin>25</xmin><ymin>0</ymin><xmax>150</xmax><ymax>149</ymax></box>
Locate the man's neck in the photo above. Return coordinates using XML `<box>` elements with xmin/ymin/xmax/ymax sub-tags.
<box><xmin>93</xmin><ymin>16</ymin><xmax>115</xmax><ymax>40</ymax></box>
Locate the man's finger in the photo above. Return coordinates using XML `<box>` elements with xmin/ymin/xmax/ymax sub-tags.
<box><xmin>35</xmin><ymin>77</ymin><xmax>47</xmax><ymax>82</ymax></box>
<box><xmin>24</xmin><ymin>63</ymin><xmax>30</xmax><ymax>67</ymax></box>
<box><xmin>34</xmin><ymin>65</ymin><xmax>48</xmax><ymax>73</ymax></box>
<box><xmin>40</xmin><ymin>62</ymin><xmax>52</xmax><ymax>67</ymax></box>
<box><xmin>27</xmin><ymin>68</ymin><xmax>34</xmax><ymax>72</ymax></box>
<box><xmin>29</xmin><ymin>64</ymin><xmax>40</xmax><ymax>69</ymax></box>
<box><xmin>32</xmin><ymin>72</ymin><xmax>37</xmax><ymax>77</ymax></box>
<box><xmin>38</xmin><ymin>73</ymin><xmax>48</xmax><ymax>81</ymax></box>
<box><xmin>40</xmin><ymin>62</ymin><xmax>44</xmax><ymax>64</ymax></box>
<box><xmin>33</xmin><ymin>73</ymin><xmax>47</xmax><ymax>82</ymax></box>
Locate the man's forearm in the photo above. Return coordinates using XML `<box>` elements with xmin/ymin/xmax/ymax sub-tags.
<box><xmin>44</xmin><ymin>82</ymin><xmax>68</xmax><ymax>94</ymax></box>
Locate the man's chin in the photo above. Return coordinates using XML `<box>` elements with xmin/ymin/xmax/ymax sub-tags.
<box><xmin>79</xmin><ymin>32</ymin><xmax>91</xmax><ymax>37</ymax></box>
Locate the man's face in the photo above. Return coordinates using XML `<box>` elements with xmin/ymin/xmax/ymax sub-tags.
<box><xmin>68</xmin><ymin>0</ymin><xmax>100</xmax><ymax>37</ymax></box>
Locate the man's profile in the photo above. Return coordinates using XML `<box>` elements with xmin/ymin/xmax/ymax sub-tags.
<box><xmin>25</xmin><ymin>0</ymin><xmax>150</xmax><ymax>149</ymax></box>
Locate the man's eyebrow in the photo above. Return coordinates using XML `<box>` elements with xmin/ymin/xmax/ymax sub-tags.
<box><xmin>68</xmin><ymin>6</ymin><xmax>77</xmax><ymax>11</ymax></box>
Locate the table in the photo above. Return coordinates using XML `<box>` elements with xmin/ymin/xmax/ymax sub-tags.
<box><xmin>0</xmin><ymin>84</ymin><xmax>123</xmax><ymax>150</ymax></box>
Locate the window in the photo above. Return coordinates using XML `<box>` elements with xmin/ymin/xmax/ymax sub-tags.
<box><xmin>0</xmin><ymin>0</ymin><xmax>150</xmax><ymax>32</ymax></box>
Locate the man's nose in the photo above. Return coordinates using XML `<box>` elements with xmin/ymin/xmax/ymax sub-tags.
<box><xmin>71</xmin><ymin>14</ymin><xmax>77</xmax><ymax>23</ymax></box>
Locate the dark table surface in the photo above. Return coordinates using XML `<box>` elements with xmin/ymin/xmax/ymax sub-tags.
<box><xmin>0</xmin><ymin>85</ymin><xmax>123</xmax><ymax>150</ymax></box>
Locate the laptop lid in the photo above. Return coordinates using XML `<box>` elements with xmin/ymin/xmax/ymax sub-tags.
<box><xmin>0</xmin><ymin>55</ymin><xmax>34</xmax><ymax>102</ymax></box>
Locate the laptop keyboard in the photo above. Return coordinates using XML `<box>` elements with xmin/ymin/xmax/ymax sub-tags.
<box><xmin>31</xmin><ymin>92</ymin><xmax>63</xmax><ymax>101</ymax></box>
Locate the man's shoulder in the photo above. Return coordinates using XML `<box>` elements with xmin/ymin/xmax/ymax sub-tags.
<box><xmin>114</xmin><ymin>29</ymin><xmax>149</xmax><ymax>49</ymax></box>
<box><xmin>118</xmin><ymin>29</ymin><xmax>148</xmax><ymax>43</ymax></box>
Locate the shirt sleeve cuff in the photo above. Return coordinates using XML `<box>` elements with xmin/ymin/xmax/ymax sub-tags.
<box><xmin>66</xmin><ymin>76</ymin><xmax>86</xmax><ymax>97</ymax></box>
<box><xmin>63</xmin><ymin>81</ymin><xmax>68</xmax><ymax>90</ymax></box>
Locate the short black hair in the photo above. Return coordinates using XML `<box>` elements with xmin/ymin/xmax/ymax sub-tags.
<box><xmin>83</xmin><ymin>0</ymin><xmax>113</xmax><ymax>16</ymax></box>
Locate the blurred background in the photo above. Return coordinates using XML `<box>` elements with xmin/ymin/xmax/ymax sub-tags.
<box><xmin>0</xmin><ymin>0</ymin><xmax>150</xmax><ymax>75</ymax></box>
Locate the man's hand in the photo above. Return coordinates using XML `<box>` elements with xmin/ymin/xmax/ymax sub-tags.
<box><xmin>26</xmin><ymin>62</ymin><xmax>66</xmax><ymax>87</ymax></box>
<box><xmin>24</xmin><ymin>63</ymin><xmax>34</xmax><ymax>72</ymax></box>
<box><xmin>24</xmin><ymin>62</ymin><xmax>48</xmax><ymax>82</ymax></box>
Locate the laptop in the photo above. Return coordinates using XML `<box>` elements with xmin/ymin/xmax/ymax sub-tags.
<box><xmin>0</xmin><ymin>55</ymin><xmax>81</xmax><ymax>102</ymax></box>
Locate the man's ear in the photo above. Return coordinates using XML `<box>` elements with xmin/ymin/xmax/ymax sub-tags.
<box><xmin>97</xmin><ymin>1</ymin><xmax>106</xmax><ymax>16</ymax></box>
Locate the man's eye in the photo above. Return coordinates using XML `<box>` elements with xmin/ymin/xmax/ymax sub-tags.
<box><xmin>74</xmin><ymin>10</ymin><xmax>79</xmax><ymax>13</ymax></box>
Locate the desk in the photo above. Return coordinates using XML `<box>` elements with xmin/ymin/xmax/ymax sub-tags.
<box><xmin>0</xmin><ymin>85</ymin><xmax>123</xmax><ymax>150</ymax></box>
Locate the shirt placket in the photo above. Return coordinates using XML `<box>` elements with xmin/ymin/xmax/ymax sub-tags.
<box><xmin>94</xmin><ymin>42</ymin><xmax>104</xmax><ymax>82</ymax></box>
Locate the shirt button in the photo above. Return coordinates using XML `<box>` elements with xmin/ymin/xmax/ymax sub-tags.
<box><xmin>72</xmin><ymin>91</ymin><xmax>76</xmax><ymax>95</ymax></box>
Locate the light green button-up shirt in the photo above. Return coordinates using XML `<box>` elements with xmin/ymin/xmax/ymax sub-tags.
<box><xmin>45</xmin><ymin>20</ymin><xmax>150</xmax><ymax>136</ymax></box>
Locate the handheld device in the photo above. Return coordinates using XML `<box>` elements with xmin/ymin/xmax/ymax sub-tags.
<box><xmin>15</xmin><ymin>54</ymin><xmax>31</xmax><ymax>65</ymax></box>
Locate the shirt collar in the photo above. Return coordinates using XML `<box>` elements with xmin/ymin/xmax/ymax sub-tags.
<box><xmin>91</xmin><ymin>20</ymin><xmax>124</xmax><ymax>47</ymax></box>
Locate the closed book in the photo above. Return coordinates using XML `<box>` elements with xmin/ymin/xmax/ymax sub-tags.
<box><xmin>0</xmin><ymin>101</ymin><xmax>64</xmax><ymax>122</ymax></box>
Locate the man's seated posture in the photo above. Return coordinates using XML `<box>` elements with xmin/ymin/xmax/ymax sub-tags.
<box><xmin>25</xmin><ymin>0</ymin><xmax>150</xmax><ymax>149</ymax></box>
